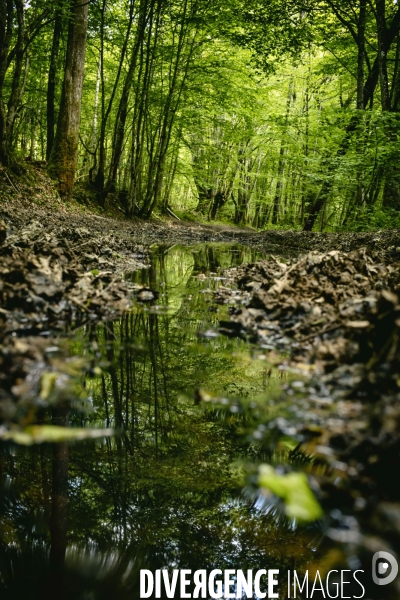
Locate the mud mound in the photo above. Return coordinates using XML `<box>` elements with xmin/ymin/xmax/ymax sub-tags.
<box><xmin>0</xmin><ymin>218</ymin><xmax>149</xmax><ymax>431</ymax></box>
<box><xmin>258</xmin><ymin>229</ymin><xmax>400</xmax><ymax>257</ymax></box>
<box><xmin>221</xmin><ymin>250</ymin><xmax>393</xmax><ymax>348</ymax></box>
<box><xmin>0</xmin><ymin>219</ymin><xmax>147</xmax><ymax>333</ymax></box>
<box><xmin>220</xmin><ymin>250</ymin><xmax>400</xmax><ymax>403</ymax></box>
<box><xmin>216</xmin><ymin>249</ymin><xmax>400</xmax><ymax>559</ymax></box>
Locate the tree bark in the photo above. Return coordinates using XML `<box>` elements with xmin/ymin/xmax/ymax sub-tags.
<box><xmin>0</xmin><ymin>1</ymin><xmax>14</xmax><ymax>164</ymax></box>
<box><xmin>376</xmin><ymin>0</ymin><xmax>390</xmax><ymax>111</ymax></box>
<box><xmin>48</xmin><ymin>0</ymin><xmax>88</xmax><ymax>200</ymax></box>
<box><xmin>357</xmin><ymin>0</ymin><xmax>366</xmax><ymax>110</ymax></box>
<box><xmin>46</xmin><ymin>1</ymin><xmax>63</xmax><ymax>160</ymax></box>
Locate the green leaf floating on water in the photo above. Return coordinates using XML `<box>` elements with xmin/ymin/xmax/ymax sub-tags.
<box><xmin>1</xmin><ymin>425</ymin><xmax>115</xmax><ymax>445</ymax></box>
<box><xmin>258</xmin><ymin>465</ymin><xmax>323</xmax><ymax>523</ymax></box>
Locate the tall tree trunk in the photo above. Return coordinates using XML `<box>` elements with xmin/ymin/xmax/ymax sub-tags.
<box><xmin>393</xmin><ymin>33</ymin><xmax>400</xmax><ymax>111</ymax></box>
<box><xmin>103</xmin><ymin>0</ymin><xmax>156</xmax><ymax>204</ymax></box>
<box><xmin>46</xmin><ymin>1</ymin><xmax>63</xmax><ymax>160</ymax></box>
<box><xmin>376</xmin><ymin>0</ymin><xmax>390</xmax><ymax>111</ymax></box>
<box><xmin>6</xmin><ymin>0</ymin><xmax>24</xmax><ymax>147</ymax></box>
<box><xmin>271</xmin><ymin>77</ymin><xmax>293</xmax><ymax>224</ymax></box>
<box><xmin>0</xmin><ymin>1</ymin><xmax>14</xmax><ymax>164</ymax></box>
<box><xmin>357</xmin><ymin>0</ymin><xmax>366</xmax><ymax>110</ymax></box>
<box><xmin>94</xmin><ymin>0</ymin><xmax>135</xmax><ymax>205</ymax></box>
<box><xmin>48</xmin><ymin>0</ymin><xmax>88</xmax><ymax>200</ymax></box>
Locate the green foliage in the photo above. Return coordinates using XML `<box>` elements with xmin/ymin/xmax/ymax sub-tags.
<box><xmin>339</xmin><ymin>207</ymin><xmax>400</xmax><ymax>232</ymax></box>
<box><xmin>0</xmin><ymin>425</ymin><xmax>115</xmax><ymax>445</ymax></box>
<box><xmin>1</xmin><ymin>0</ymin><xmax>400</xmax><ymax>228</ymax></box>
<box><xmin>258</xmin><ymin>464</ymin><xmax>323</xmax><ymax>524</ymax></box>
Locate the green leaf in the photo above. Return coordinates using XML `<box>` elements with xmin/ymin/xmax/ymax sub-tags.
<box><xmin>40</xmin><ymin>372</ymin><xmax>58</xmax><ymax>400</ymax></box>
<box><xmin>1</xmin><ymin>425</ymin><xmax>115</xmax><ymax>445</ymax></box>
<box><xmin>258</xmin><ymin>465</ymin><xmax>323</xmax><ymax>523</ymax></box>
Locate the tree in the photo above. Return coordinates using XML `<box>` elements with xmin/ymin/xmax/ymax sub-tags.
<box><xmin>48</xmin><ymin>0</ymin><xmax>89</xmax><ymax>200</ymax></box>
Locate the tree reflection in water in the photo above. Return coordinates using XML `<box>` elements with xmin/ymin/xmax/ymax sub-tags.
<box><xmin>0</xmin><ymin>244</ymin><xmax>315</xmax><ymax>600</ymax></box>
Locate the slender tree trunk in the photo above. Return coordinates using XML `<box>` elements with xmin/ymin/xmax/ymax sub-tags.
<box><xmin>48</xmin><ymin>0</ymin><xmax>88</xmax><ymax>200</ymax></box>
<box><xmin>272</xmin><ymin>77</ymin><xmax>293</xmax><ymax>224</ymax></box>
<box><xmin>357</xmin><ymin>0</ymin><xmax>366</xmax><ymax>110</ymax></box>
<box><xmin>0</xmin><ymin>1</ymin><xmax>14</xmax><ymax>164</ymax></box>
<box><xmin>128</xmin><ymin>1</ymin><xmax>162</xmax><ymax>215</ymax></box>
<box><xmin>376</xmin><ymin>0</ymin><xmax>390</xmax><ymax>111</ymax></box>
<box><xmin>46</xmin><ymin>2</ymin><xmax>63</xmax><ymax>160</ymax></box>
<box><xmin>104</xmin><ymin>0</ymin><xmax>156</xmax><ymax>204</ymax></box>
<box><xmin>6</xmin><ymin>0</ymin><xmax>24</xmax><ymax>146</ymax></box>
<box><xmin>140</xmin><ymin>5</ymin><xmax>196</xmax><ymax>218</ymax></box>
<box><xmin>393</xmin><ymin>33</ymin><xmax>400</xmax><ymax>111</ymax></box>
<box><xmin>94</xmin><ymin>0</ymin><xmax>134</xmax><ymax>204</ymax></box>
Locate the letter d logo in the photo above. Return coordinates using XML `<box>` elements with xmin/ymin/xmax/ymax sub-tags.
<box><xmin>372</xmin><ymin>551</ymin><xmax>398</xmax><ymax>586</ymax></box>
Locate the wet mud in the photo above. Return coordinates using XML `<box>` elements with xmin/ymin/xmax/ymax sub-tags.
<box><xmin>1</xmin><ymin>203</ymin><xmax>400</xmax><ymax>597</ymax></box>
<box><xmin>215</xmin><ymin>247</ymin><xmax>400</xmax><ymax>589</ymax></box>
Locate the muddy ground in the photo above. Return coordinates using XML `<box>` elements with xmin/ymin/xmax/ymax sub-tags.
<box><xmin>1</xmin><ymin>200</ymin><xmax>399</xmax><ymax>430</ymax></box>
<box><xmin>213</xmin><ymin>247</ymin><xmax>400</xmax><ymax>594</ymax></box>
<box><xmin>1</xmin><ymin>202</ymin><xmax>400</xmax><ymax>253</ymax></box>
<box><xmin>1</xmin><ymin>198</ymin><xmax>400</xmax><ymax>595</ymax></box>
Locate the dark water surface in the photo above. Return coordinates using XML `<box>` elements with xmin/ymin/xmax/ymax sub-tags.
<box><xmin>1</xmin><ymin>245</ymin><xmax>333</xmax><ymax>599</ymax></box>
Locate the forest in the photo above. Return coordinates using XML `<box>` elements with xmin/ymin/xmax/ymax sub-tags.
<box><xmin>1</xmin><ymin>2</ymin><xmax>400</xmax><ymax>599</ymax></box>
<box><xmin>0</xmin><ymin>0</ymin><xmax>400</xmax><ymax>230</ymax></box>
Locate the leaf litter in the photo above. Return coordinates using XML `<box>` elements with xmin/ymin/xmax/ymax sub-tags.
<box><xmin>214</xmin><ymin>247</ymin><xmax>400</xmax><ymax>562</ymax></box>
<box><xmin>2</xmin><ymin>203</ymin><xmax>400</xmax><ymax>575</ymax></box>
<box><xmin>0</xmin><ymin>217</ymin><xmax>149</xmax><ymax>441</ymax></box>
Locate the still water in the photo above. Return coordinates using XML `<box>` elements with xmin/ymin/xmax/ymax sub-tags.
<box><xmin>0</xmin><ymin>244</ymin><xmax>327</xmax><ymax>599</ymax></box>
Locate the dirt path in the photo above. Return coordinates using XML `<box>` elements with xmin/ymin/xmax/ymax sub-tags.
<box><xmin>1</xmin><ymin>204</ymin><xmax>400</xmax><ymax>256</ymax></box>
<box><xmin>1</xmin><ymin>200</ymin><xmax>400</xmax><ymax>588</ymax></box>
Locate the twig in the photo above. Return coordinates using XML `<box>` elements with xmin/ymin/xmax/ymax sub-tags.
<box><xmin>5</xmin><ymin>171</ymin><xmax>20</xmax><ymax>194</ymax></box>
<box><xmin>166</xmin><ymin>206</ymin><xmax>181</xmax><ymax>221</ymax></box>
<box><xmin>298</xmin><ymin>323</ymin><xmax>343</xmax><ymax>343</ymax></box>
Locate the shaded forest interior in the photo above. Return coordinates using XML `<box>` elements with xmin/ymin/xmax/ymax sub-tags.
<box><xmin>0</xmin><ymin>0</ymin><xmax>400</xmax><ymax>230</ymax></box>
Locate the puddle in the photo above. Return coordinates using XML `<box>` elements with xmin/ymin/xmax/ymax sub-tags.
<box><xmin>0</xmin><ymin>244</ymin><xmax>373</xmax><ymax>599</ymax></box>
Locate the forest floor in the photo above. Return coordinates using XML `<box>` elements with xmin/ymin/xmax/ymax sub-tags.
<box><xmin>1</xmin><ymin>160</ymin><xmax>400</xmax><ymax>254</ymax></box>
<box><xmin>213</xmin><ymin>248</ymin><xmax>400</xmax><ymax>573</ymax></box>
<box><xmin>1</xmin><ymin>165</ymin><xmax>400</xmax><ymax>575</ymax></box>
